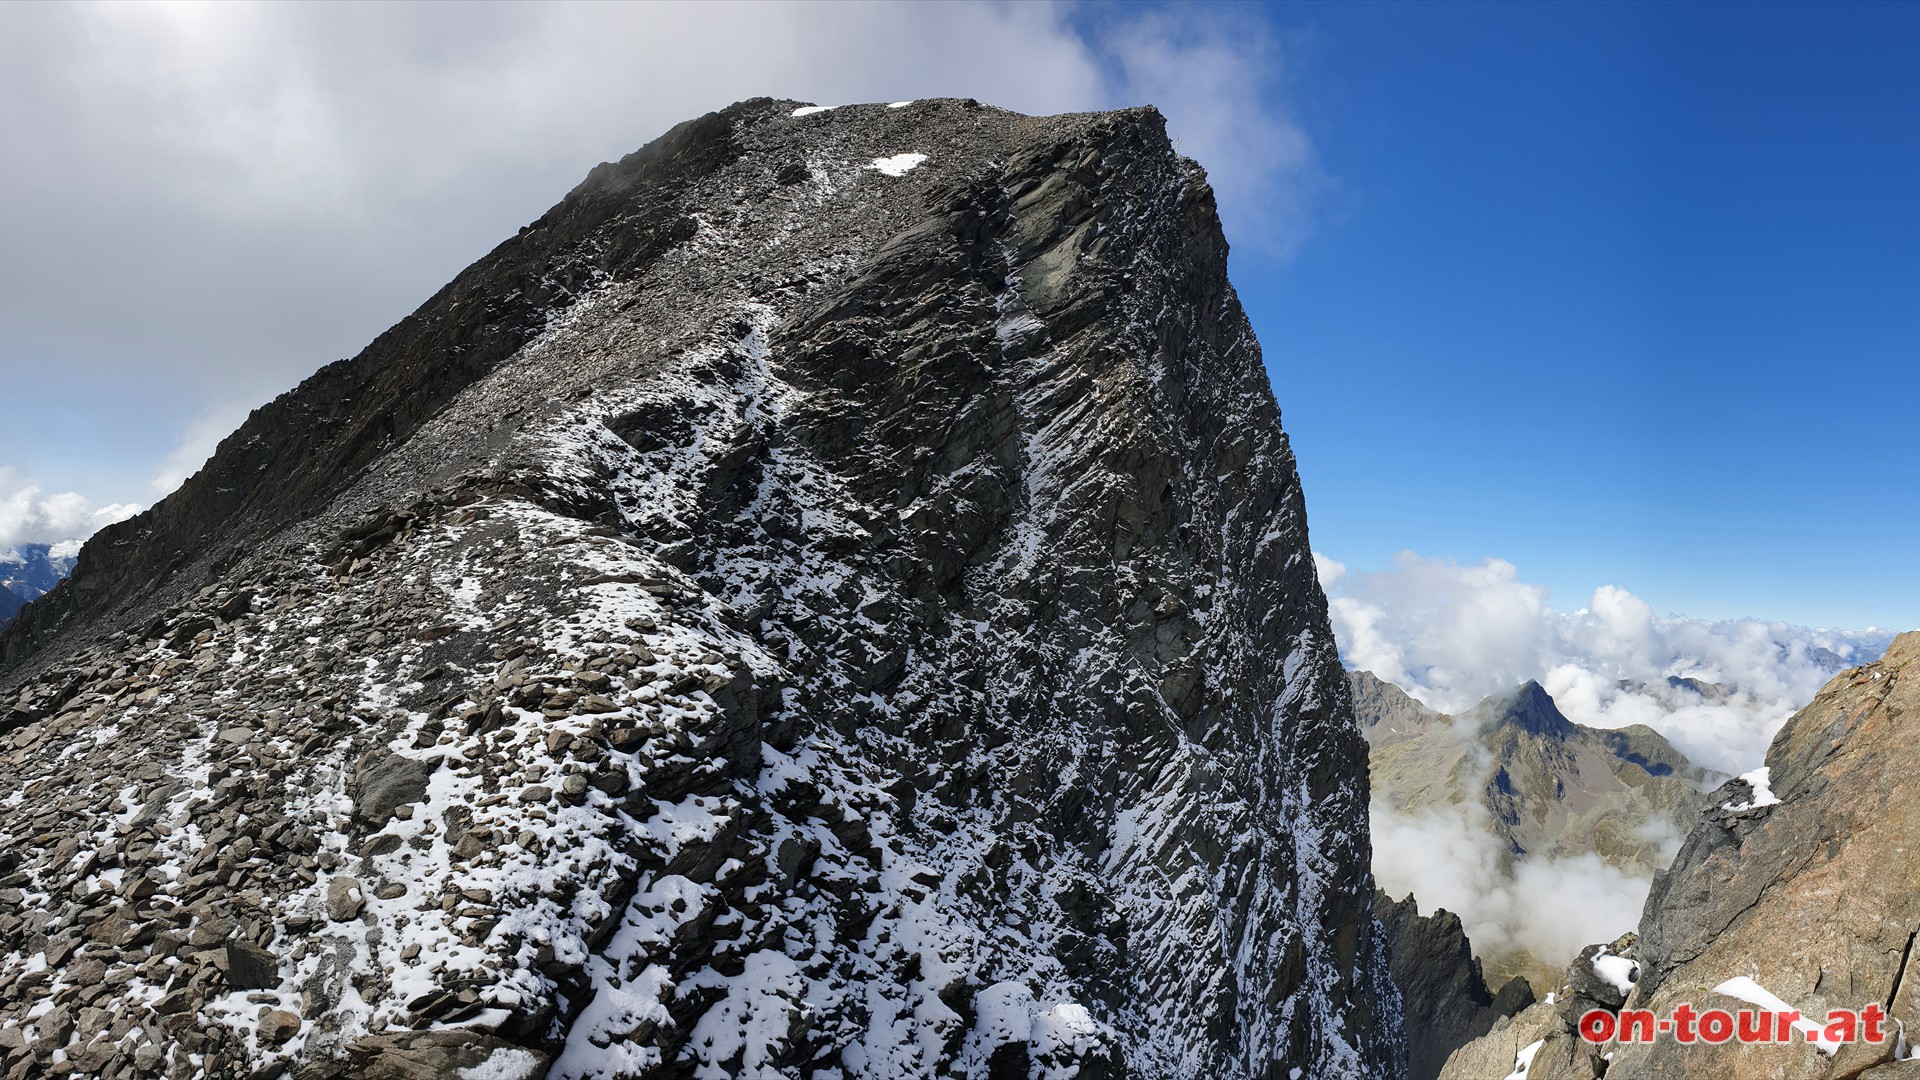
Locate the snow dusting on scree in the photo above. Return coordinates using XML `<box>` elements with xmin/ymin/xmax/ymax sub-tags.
<box><xmin>0</xmin><ymin>99</ymin><xmax>1392</xmax><ymax>1077</ymax></box>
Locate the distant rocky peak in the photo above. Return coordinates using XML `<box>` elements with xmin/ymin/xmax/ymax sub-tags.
<box><xmin>1470</xmin><ymin>679</ymin><xmax>1576</xmax><ymax>740</ymax></box>
<box><xmin>1348</xmin><ymin>668</ymin><xmax>1441</xmax><ymax>735</ymax></box>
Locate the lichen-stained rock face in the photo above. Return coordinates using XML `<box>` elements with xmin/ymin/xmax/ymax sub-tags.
<box><xmin>0</xmin><ymin>99</ymin><xmax>1397</xmax><ymax>1078</ymax></box>
<box><xmin>1597</xmin><ymin>631</ymin><xmax>1920</xmax><ymax>1079</ymax></box>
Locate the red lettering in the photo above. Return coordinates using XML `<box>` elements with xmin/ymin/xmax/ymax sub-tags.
<box><xmin>1579</xmin><ymin>1009</ymin><xmax>1617</xmax><ymax>1043</ymax></box>
<box><xmin>1672</xmin><ymin>1003</ymin><xmax>1698</xmax><ymax>1043</ymax></box>
<box><xmin>1618</xmin><ymin>1009</ymin><xmax>1656</xmax><ymax>1043</ymax></box>
<box><xmin>1862</xmin><ymin>1003</ymin><xmax>1890</xmax><ymax>1044</ymax></box>
<box><xmin>1559</xmin><ymin>1001</ymin><xmax>1892</xmax><ymax>1046</ymax></box>
<box><xmin>1824</xmin><ymin>1011</ymin><xmax>1858</xmax><ymax>1045</ymax></box>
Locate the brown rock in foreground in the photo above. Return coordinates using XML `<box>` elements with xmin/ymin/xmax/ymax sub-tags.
<box><xmin>1442</xmin><ymin>631</ymin><xmax>1920</xmax><ymax>1078</ymax></box>
<box><xmin>1605</xmin><ymin>630</ymin><xmax>1920</xmax><ymax>1078</ymax></box>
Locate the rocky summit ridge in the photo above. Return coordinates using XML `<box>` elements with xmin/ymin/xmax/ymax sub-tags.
<box><xmin>0</xmin><ymin>99</ymin><xmax>1399</xmax><ymax>1078</ymax></box>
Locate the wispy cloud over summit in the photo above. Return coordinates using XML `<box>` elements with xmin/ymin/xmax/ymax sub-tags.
<box><xmin>0</xmin><ymin>1</ymin><xmax>1324</xmax><ymax>524</ymax></box>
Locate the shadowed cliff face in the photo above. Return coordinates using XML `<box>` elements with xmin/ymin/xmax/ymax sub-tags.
<box><xmin>1378</xmin><ymin>891</ymin><xmax>1533</xmax><ymax>1080</ymax></box>
<box><xmin>0</xmin><ymin>100</ymin><xmax>1399</xmax><ymax>1078</ymax></box>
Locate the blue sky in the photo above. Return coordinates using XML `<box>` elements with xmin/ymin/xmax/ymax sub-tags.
<box><xmin>1201</xmin><ymin>1</ymin><xmax>1920</xmax><ymax>629</ymax></box>
<box><xmin>1</xmin><ymin>1</ymin><xmax>1913</xmax><ymax>630</ymax></box>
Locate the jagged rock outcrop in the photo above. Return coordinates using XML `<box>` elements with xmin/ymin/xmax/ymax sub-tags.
<box><xmin>1599</xmin><ymin>630</ymin><xmax>1920</xmax><ymax>1078</ymax></box>
<box><xmin>1378</xmin><ymin>891</ymin><xmax>1533</xmax><ymax>1080</ymax></box>
<box><xmin>0</xmin><ymin>99</ymin><xmax>1399</xmax><ymax>1078</ymax></box>
<box><xmin>1436</xmin><ymin>934</ymin><xmax>1641</xmax><ymax>1080</ymax></box>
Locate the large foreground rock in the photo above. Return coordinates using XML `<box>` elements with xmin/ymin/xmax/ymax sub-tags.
<box><xmin>1606</xmin><ymin>630</ymin><xmax>1920</xmax><ymax>1077</ymax></box>
<box><xmin>0</xmin><ymin>99</ymin><xmax>1398</xmax><ymax>1077</ymax></box>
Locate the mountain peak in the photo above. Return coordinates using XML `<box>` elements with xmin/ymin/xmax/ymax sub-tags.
<box><xmin>1473</xmin><ymin>679</ymin><xmax>1576</xmax><ymax>740</ymax></box>
<box><xmin>0</xmin><ymin>539</ymin><xmax>81</xmax><ymax>627</ymax></box>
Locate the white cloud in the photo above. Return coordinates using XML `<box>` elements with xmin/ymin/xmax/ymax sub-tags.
<box><xmin>1325</xmin><ymin>551</ymin><xmax>1893</xmax><ymax>775</ymax></box>
<box><xmin>1313</xmin><ymin>551</ymin><xmax>1346</xmax><ymax>590</ymax></box>
<box><xmin>1367</xmin><ymin>700</ymin><xmax>1685</xmax><ymax>973</ymax></box>
<box><xmin>1372</xmin><ymin>797</ymin><xmax>1657</xmax><ymax>971</ymax></box>
<box><xmin>0</xmin><ymin>467</ymin><xmax>142</xmax><ymax>549</ymax></box>
<box><xmin>1093</xmin><ymin>8</ymin><xmax>1326</xmax><ymax>257</ymax></box>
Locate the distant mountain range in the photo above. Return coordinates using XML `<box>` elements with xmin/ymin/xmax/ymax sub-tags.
<box><xmin>0</xmin><ymin>540</ymin><xmax>80</xmax><ymax>627</ymax></box>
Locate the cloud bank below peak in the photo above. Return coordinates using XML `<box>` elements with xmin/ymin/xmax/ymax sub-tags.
<box><xmin>1316</xmin><ymin>551</ymin><xmax>1894</xmax><ymax>775</ymax></box>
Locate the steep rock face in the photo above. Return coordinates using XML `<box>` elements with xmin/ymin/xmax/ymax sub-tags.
<box><xmin>1600</xmin><ymin>631</ymin><xmax>1920</xmax><ymax>1078</ymax></box>
<box><xmin>0</xmin><ymin>100</ymin><xmax>1397</xmax><ymax>1078</ymax></box>
<box><xmin>1377</xmin><ymin>891</ymin><xmax>1532</xmax><ymax>1080</ymax></box>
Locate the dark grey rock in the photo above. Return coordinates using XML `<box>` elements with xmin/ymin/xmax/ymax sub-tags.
<box><xmin>0</xmin><ymin>97</ymin><xmax>1398</xmax><ymax>1078</ymax></box>
<box><xmin>225</xmin><ymin>940</ymin><xmax>279</xmax><ymax>991</ymax></box>
<box><xmin>1378</xmin><ymin>890</ymin><xmax>1531</xmax><ymax>1080</ymax></box>
<box><xmin>350</xmin><ymin>748</ymin><xmax>437</xmax><ymax>826</ymax></box>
